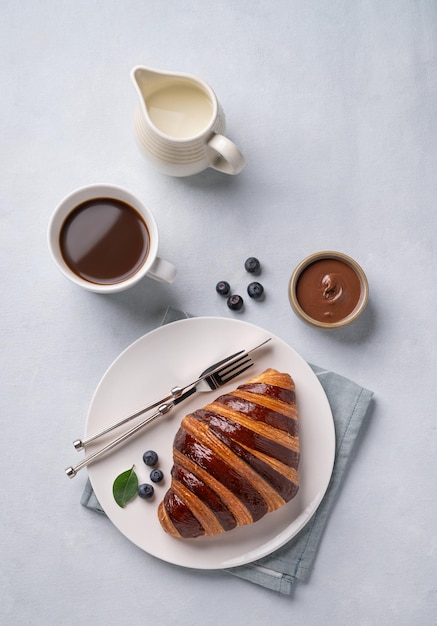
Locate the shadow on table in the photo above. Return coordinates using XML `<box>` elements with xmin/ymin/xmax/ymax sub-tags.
<box><xmin>172</xmin><ymin>166</ymin><xmax>246</xmax><ymax>192</ymax></box>
<box><xmin>314</xmin><ymin>299</ymin><xmax>377</xmax><ymax>346</ymax></box>
<box><xmin>88</xmin><ymin>275</ymin><xmax>180</xmax><ymax>329</ymax></box>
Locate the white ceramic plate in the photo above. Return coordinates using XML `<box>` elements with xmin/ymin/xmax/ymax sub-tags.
<box><xmin>86</xmin><ymin>317</ymin><xmax>335</xmax><ymax>569</ymax></box>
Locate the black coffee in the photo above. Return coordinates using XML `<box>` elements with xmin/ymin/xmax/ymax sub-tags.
<box><xmin>60</xmin><ymin>198</ymin><xmax>150</xmax><ymax>285</ymax></box>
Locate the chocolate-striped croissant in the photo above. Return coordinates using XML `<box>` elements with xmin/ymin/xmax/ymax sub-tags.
<box><xmin>158</xmin><ymin>368</ymin><xmax>299</xmax><ymax>538</ymax></box>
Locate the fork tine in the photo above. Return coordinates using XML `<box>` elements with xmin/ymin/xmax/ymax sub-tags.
<box><xmin>206</xmin><ymin>356</ymin><xmax>254</xmax><ymax>388</ymax></box>
<box><xmin>218</xmin><ymin>352</ymin><xmax>250</xmax><ymax>372</ymax></box>
<box><xmin>221</xmin><ymin>361</ymin><xmax>253</xmax><ymax>382</ymax></box>
<box><xmin>217</xmin><ymin>356</ymin><xmax>252</xmax><ymax>380</ymax></box>
<box><xmin>200</xmin><ymin>349</ymin><xmax>245</xmax><ymax>376</ymax></box>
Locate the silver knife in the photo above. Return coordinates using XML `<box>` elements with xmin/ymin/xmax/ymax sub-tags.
<box><xmin>65</xmin><ymin>337</ymin><xmax>271</xmax><ymax>477</ymax></box>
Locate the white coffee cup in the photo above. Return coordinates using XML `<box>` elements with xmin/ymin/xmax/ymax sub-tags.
<box><xmin>47</xmin><ymin>184</ymin><xmax>177</xmax><ymax>293</ymax></box>
<box><xmin>131</xmin><ymin>66</ymin><xmax>245</xmax><ymax>177</ymax></box>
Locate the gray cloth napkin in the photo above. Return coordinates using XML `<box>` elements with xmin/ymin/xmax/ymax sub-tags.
<box><xmin>81</xmin><ymin>306</ymin><xmax>374</xmax><ymax>595</ymax></box>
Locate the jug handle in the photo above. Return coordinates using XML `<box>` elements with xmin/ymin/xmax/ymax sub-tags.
<box><xmin>207</xmin><ymin>134</ymin><xmax>245</xmax><ymax>175</ymax></box>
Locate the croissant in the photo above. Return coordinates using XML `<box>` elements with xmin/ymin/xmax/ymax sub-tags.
<box><xmin>158</xmin><ymin>368</ymin><xmax>299</xmax><ymax>539</ymax></box>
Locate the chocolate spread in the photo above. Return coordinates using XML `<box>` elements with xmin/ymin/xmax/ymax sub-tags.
<box><xmin>296</xmin><ymin>258</ymin><xmax>362</xmax><ymax>323</ymax></box>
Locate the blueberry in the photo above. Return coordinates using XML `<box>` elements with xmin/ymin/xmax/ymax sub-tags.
<box><xmin>216</xmin><ymin>281</ymin><xmax>231</xmax><ymax>296</ymax></box>
<box><xmin>143</xmin><ymin>450</ymin><xmax>158</xmax><ymax>466</ymax></box>
<box><xmin>138</xmin><ymin>483</ymin><xmax>154</xmax><ymax>499</ymax></box>
<box><xmin>227</xmin><ymin>294</ymin><xmax>244</xmax><ymax>311</ymax></box>
<box><xmin>247</xmin><ymin>281</ymin><xmax>264</xmax><ymax>300</ymax></box>
<box><xmin>244</xmin><ymin>257</ymin><xmax>261</xmax><ymax>274</ymax></box>
<box><xmin>150</xmin><ymin>468</ymin><xmax>164</xmax><ymax>483</ymax></box>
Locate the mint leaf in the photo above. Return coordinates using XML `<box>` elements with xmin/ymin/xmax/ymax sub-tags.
<box><xmin>113</xmin><ymin>465</ymin><xmax>138</xmax><ymax>508</ymax></box>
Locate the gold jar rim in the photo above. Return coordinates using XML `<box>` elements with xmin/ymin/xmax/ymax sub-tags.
<box><xmin>288</xmin><ymin>251</ymin><xmax>369</xmax><ymax>329</ymax></box>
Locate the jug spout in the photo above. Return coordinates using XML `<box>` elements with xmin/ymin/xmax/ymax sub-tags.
<box><xmin>131</xmin><ymin>66</ymin><xmax>170</xmax><ymax>103</ymax></box>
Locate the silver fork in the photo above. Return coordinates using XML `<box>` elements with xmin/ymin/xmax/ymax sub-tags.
<box><xmin>64</xmin><ymin>338</ymin><xmax>270</xmax><ymax>478</ymax></box>
<box><xmin>73</xmin><ymin>337</ymin><xmax>270</xmax><ymax>451</ymax></box>
<box><xmin>73</xmin><ymin>348</ymin><xmax>246</xmax><ymax>452</ymax></box>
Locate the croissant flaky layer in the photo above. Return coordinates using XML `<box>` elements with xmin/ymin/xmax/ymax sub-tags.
<box><xmin>158</xmin><ymin>368</ymin><xmax>299</xmax><ymax>539</ymax></box>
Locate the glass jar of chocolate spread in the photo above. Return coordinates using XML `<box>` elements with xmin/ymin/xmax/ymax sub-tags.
<box><xmin>289</xmin><ymin>252</ymin><xmax>369</xmax><ymax>328</ymax></box>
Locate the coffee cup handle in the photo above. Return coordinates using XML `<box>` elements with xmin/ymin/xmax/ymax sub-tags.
<box><xmin>207</xmin><ymin>134</ymin><xmax>245</xmax><ymax>175</ymax></box>
<box><xmin>147</xmin><ymin>257</ymin><xmax>177</xmax><ymax>284</ymax></box>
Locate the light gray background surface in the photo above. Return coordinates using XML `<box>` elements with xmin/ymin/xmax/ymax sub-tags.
<box><xmin>1</xmin><ymin>1</ymin><xmax>436</xmax><ymax>624</ymax></box>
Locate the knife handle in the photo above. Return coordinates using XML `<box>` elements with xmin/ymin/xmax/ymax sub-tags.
<box><xmin>72</xmin><ymin>387</ymin><xmax>183</xmax><ymax>451</ymax></box>
<box><xmin>65</xmin><ymin>402</ymin><xmax>174</xmax><ymax>478</ymax></box>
